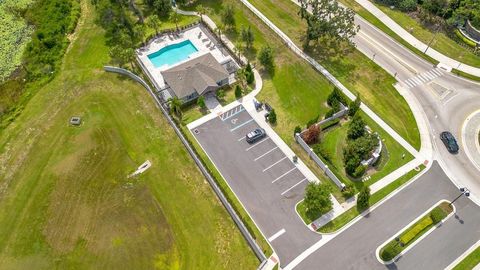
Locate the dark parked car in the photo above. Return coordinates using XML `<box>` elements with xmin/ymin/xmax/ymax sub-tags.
<box><xmin>440</xmin><ymin>131</ymin><xmax>459</xmax><ymax>153</ymax></box>
<box><xmin>246</xmin><ymin>128</ymin><xmax>266</xmax><ymax>143</ymax></box>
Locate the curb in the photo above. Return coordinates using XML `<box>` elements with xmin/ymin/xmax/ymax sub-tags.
<box><xmin>375</xmin><ymin>199</ymin><xmax>456</xmax><ymax>264</ymax></box>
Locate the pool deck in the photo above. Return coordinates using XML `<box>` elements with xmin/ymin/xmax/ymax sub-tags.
<box><xmin>136</xmin><ymin>24</ymin><xmax>233</xmax><ymax>91</ymax></box>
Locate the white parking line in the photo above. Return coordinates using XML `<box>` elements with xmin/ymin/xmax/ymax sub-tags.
<box><xmin>245</xmin><ymin>137</ymin><xmax>270</xmax><ymax>151</ymax></box>
<box><xmin>268</xmin><ymin>228</ymin><xmax>286</xmax><ymax>242</ymax></box>
<box><xmin>272</xmin><ymin>167</ymin><xmax>296</xmax><ymax>183</ymax></box>
<box><xmin>281</xmin><ymin>178</ymin><xmax>308</xmax><ymax>196</ymax></box>
<box><xmin>263</xmin><ymin>156</ymin><xmax>288</xmax><ymax>172</ymax></box>
<box><xmin>254</xmin><ymin>147</ymin><xmax>279</xmax><ymax>161</ymax></box>
<box><xmin>223</xmin><ymin>106</ymin><xmax>244</xmax><ymax>121</ymax></box>
<box><xmin>237</xmin><ymin>136</ymin><xmax>245</xmax><ymax>142</ymax></box>
<box><xmin>230</xmin><ymin>118</ymin><xmax>254</xmax><ymax>132</ymax></box>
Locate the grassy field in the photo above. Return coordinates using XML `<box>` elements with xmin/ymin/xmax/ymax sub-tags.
<box><xmin>246</xmin><ymin>0</ymin><xmax>420</xmax><ymax>150</ymax></box>
<box><xmin>453</xmin><ymin>246</ymin><xmax>480</xmax><ymax>270</ymax></box>
<box><xmin>374</xmin><ymin>3</ymin><xmax>480</xmax><ymax>68</ymax></box>
<box><xmin>0</xmin><ymin>1</ymin><xmax>258</xmax><ymax>269</ymax></box>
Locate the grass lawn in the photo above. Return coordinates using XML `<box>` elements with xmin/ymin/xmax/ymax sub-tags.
<box><xmin>379</xmin><ymin>201</ymin><xmax>453</xmax><ymax>261</ymax></box>
<box><xmin>318</xmin><ymin>165</ymin><xmax>425</xmax><ymax>232</ymax></box>
<box><xmin>374</xmin><ymin>3</ymin><xmax>480</xmax><ymax>68</ymax></box>
<box><xmin>453</xmin><ymin>246</ymin><xmax>480</xmax><ymax>270</ymax></box>
<box><xmin>0</xmin><ymin>1</ymin><xmax>258</xmax><ymax>269</ymax></box>
<box><xmin>179</xmin><ymin>0</ymin><xmax>412</xmax><ymax>203</ymax></box>
<box><xmin>246</xmin><ymin>0</ymin><xmax>420</xmax><ymax>150</ymax></box>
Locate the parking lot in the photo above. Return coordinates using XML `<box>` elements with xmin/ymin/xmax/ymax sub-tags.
<box><xmin>191</xmin><ymin>104</ymin><xmax>320</xmax><ymax>265</ymax></box>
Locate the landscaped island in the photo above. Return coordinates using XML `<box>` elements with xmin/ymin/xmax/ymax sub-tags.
<box><xmin>379</xmin><ymin>201</ymin><xmax>453</xmax><ymax>262</ymax></box>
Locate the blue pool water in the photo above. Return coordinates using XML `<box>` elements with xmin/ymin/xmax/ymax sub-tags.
<box><xmin>147</xmin><ymin>40</ymin><xmax>198</xmax><ymax>68</ymax></box>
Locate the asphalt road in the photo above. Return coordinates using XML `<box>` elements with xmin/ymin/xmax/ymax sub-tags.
<box><xmin>353</xmin><ymin>14</ymin><xmax>480</xmax><ymax>204</ymax></box>
<box><xmin>192</xmin><ymin>105</ymin><xmax>319</xmax><ymax>266</ymax></box>
<box><xmin>294</xmin><ymin>162</ymin><xmax>480</xmax><ymax>270</ymax></box>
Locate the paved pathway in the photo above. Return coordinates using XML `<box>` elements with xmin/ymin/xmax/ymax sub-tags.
<box><xmin>355</xmin><ymin>0</ymin><xmax>480</xmax><ymax>77</ymax></box>
<box><xmin>240</xmin><ymin>0</ymin><xmax>419</xmax><ymax>159</ymax></box>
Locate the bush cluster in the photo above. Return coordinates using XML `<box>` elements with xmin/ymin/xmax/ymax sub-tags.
<box><xmin>245</xmin><ymin>62</ymin><xmax>255</xmax><ymax>84</ymax></box>
<box><xmin>343</xmin><ymin>115</ymin><xmax>378</xmax><ymax>178</ymax></box>
<box><xmin>304</xmin><ymin>182</ymin><xmax>332</xmax><ymax>221</ymax></box>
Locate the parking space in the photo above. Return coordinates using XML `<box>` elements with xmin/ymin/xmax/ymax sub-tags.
<box><xmin>191</xmin><ymin>105</ymin><xmax>320</xmax><ymax>266</ymax></box>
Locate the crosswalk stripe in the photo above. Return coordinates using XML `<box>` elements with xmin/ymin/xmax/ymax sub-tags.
<box><xmin>419</xmin><ymin>74</ymin><xmax>428</xmax><ymax>82</ymax></box>
<box><xmin>423</xmin><ymin>72</ymin><xmax>434</xmax><ymax>80</ymax></box>
<box><xmin>432</xmin><ymin>69</ymin><xmax>442</xmax><ymax>76</ymax></box>
<box><xmin>404</xmin><ymin>80</ymin><xmax>413</xmax><ymax>88</ymax></box>
<box><xmin>427</xmin><ymin>70</ymin><xmax>438</xmax><ymax>79</ymax></box>
<box><xmin>407</xmin><ymin>78</ymin><xmax>417</xmax><ymax>87</ymax></box>
<box><xmin>413</xmin><ymin>77</ymin><xmax>422</xmax><ymax>84</ymax></box>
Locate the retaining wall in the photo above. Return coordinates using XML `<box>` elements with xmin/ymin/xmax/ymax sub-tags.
<box><xmin>466</xmin><ymin>20</ymin><xmax>480</xmax><ymax>42</ymax></box>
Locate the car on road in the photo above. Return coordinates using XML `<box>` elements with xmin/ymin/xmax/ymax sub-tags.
<box><xmin>246</xmin><ymin>128</ymin><xmax>266</xmax><ymax>143</ymax></box>
<box><xmin>440</xmin><ymin>131</ymin><xmax>459</xmax><ymax>153</ymax></box>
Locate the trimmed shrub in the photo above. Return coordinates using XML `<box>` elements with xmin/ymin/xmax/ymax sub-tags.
<box><xmin>357</xmin><ymin>186</ymin><xmax>371</xmax><ymax>210</ymax></box>
<box><xmin>197</xmin><ymin>96</ymin><xmax>206</xmax><ymax>109</ymax></box>
<box><xmin>320</xmin><ymin>118</ymin><xmax>340</xmax><ymax>131</ymax></box>
<box><xmin>268</xmin><ymin>109</ymin><xmax>277</xmax><ymax>124</ymax></box>
<box><xmin>341</xmin><ymin>183</ymin><xmax>355</xmax><ymax>199</ymax></box>
<box><xmin>294</xmin><ymin>126</ymin><xmax>302</xmax><ymax>136</ymax></box>
<box><xmin>381</xmin><ymin>242</ymin><xmax>402</xmax><ymax>261</ymax></box>
<box><xmin>216</xmin><ymin>89</ymin><xmax>225</xmax><ymax>99</ymax></box>
<box><xmin>235</xmin><ymin>85</ymin><xmax>242</xmax><ymax>98</ymax></box>
<box><xmin>353</xmin><ymin>165</ymin><xmax>367</xmax><ymax>178</ymax></box>
<box><xmin>430</xmin><ymin>207</ymin><xmax>447</xmax><ymax>223</ymax></box>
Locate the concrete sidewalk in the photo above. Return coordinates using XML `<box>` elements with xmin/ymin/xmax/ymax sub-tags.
<box><xmin>355</xmin><ymin>0</ymin><xmax>480</xmax><ymax>77</ymax></box>
<box><xmin>240</xmin><ymin>0</ymin><xmax>419</xmax><ymax>159</ymax></box>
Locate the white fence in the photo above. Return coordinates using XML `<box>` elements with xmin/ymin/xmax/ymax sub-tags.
<box><xmin>295</xmin><ymin>133</ymin><xmax>346</xmax><ymax>190</ymax></box>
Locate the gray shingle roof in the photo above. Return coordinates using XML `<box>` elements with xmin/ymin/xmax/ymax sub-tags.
<box><xmin>161</xmin><ymin>53</ymin><xmax>229</xmax><ymax>99</ymax></box>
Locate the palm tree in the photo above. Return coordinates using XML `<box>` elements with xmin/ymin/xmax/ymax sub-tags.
<box><xmin>236</xmin><ymin>67</ymin><xmax>247</xmax><ymax>90</ymax></box>
<box><xmin>146</xmin><ymin>14</ymin><xmax>161</xmax><ymax>35</ymax></box>
<box><xmin>196</xmin><ymin>4</ymin><xmax>207</xmax><ymax>22</ymax></box>
<box><xmin>134</xmin><ymin>23</ymin><xmax>146</xmax><ymax>46</ymax></box>
<box><xmin>168</xmin><ymin>97</ymin><xmax>183</xmax><ymax>118</ymax></box>
<box><xmin>172</xmin><ymin>8</ymin><xmax>180</xmax><ymax>32</ymax></box>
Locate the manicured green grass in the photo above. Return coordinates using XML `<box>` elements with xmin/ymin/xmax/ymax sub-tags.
<box><xmin>379</xmin><ymin>201</ymin><xmax>452</xmax><ymax>261</ymax></box>
<box><xmin>246</xmin><ymin>0</ymin><xmax>420</xmax><ymax>150</ymax></box>
<box><xmin>338</xmin><ymin>0</ymin><xmax>439</xmax><ymax>66</ymax></box>
<box><xmin>319</xmin><ymin>165</ymin><xmax>425</xmax><ymax>233</ymax></box>
<box><xmin>453</xmin><ymin>246</ymin><xmax>480</xmax><ymax>270</ymax></box>
<box><xmin>0</xmin><ymin>1</ymin><xmax>258</xmax><ymax>268</ymax></box>
<box><xmin>181</xmin><ymin>0</ymin><xmax>412</xmax><ymax>204</ymax></box>
<box><xmin>374</xmin><ymin>3</ymin><xmax>480</xmax><ymax>68</ymax></box>
<box><xmin>296</xmin><ymin>200</ymin><xmax>312</xmax><ymax>224</ymax></box>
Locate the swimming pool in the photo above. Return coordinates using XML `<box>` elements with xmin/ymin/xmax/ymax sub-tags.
<box><xmin>147</xmin><ymin>40</ymin><xmax>198</xmax><ymax>68</ymax></box>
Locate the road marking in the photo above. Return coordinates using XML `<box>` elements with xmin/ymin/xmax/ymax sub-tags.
<box><xmin>245</xmin><ymin>137</ymin><xmax>270</xmax><ymax>151</ymax></box>
<box><xmin>412</xmin><ymin>77</ymin><xmax>422</xmax><ymax>85</ymax></box>
<box><xmin>230</xmin><ymin>118</ymin><xmax>254</xmax><ymax>132</ymax></box>
<box><xmin>223</xmin><ymin>106</ymin><xmax>245</xmax><ymax>121</ymax></box>
<box><xmin>418</xmin><ymin>75</ymin><xmax>427</xmax><ymax>82</ymax></box>
<box><xmin>268</xmin><ymin>229</ymin><xmax>286</xmax><ymax>242</ymax></box>
<box><xmin>425</xmin><ymin>71</ymin><xmax>436</xmax><ymax>80</ymax></box>
<box><xmin>237</xmin><ymin>136</ymin><xmax>245</xmax><ymax>141</ymax></box>
<box><xmin>404</xmin><ymin>80</ymin><xmax>414</xmax><ymax>88</ymax></box>
<box><xmin>254</xmin><ymin>147</ymin><xmax>279</xmax><ymax>161</ymax></box>
<box><xmin>272</xmin><ymin>167</ymin><xmax>296</xmax><ymax>183</ymax></box>
<box><xmin>432</xmin><ymin>69</ymin><xmax>442</xmax><ymax>76</ymax></box>
<box><xmin>263</xmin><ymin>156</ymin><xmax>288</xmax><ymax>171</ymax></box>
<box><xmin>419</xmin><ymin>74</ymin><xmax>430</xmax><ymax>81</ymax></box>
<box><xmin>281</xmin><ymin>178</ymin><xmax>308</xmax><ymax>195</ymax></box>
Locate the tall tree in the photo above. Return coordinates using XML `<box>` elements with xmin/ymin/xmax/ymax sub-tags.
<box><xmin>168</xmin><ymin>97</ymin><xmax>183</xmax><ymax>118</ymax></box>
<box><xmin>196</xmin><ymin>4</ymin><xmax>207</xmax><ymax>22</ymax></box>
<box><xmin>221</xmin><ymin>4</ymin><xmax>236</xmax><ymax>30</ymax></box>
<box><xmin>258</xmin><ymin>45</ymin><xmax>274</xmax><ymax>73</ymax></box>
<box><xmin>304</xmin><ymin>182</ymin><xmax>332</xmax><ymax>220</ymax></box>
<box><xmin>240</xmin><ymin>26</ymin><xmax>254</xmax><ymax>49</ymax></box>
<box><xmin>146</xmin><ymin>14</ymin><xmax>161</xmax><ymax>35</ymax></box>
<box><xmin>298</xmin><ymin>0</ymin><xmax>359</xmax><ymax>48</ymax></box>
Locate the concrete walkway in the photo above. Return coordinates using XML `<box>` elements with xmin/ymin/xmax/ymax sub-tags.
<box><xmin>240</xmin><ymin>0</ymin><xmax>419</xmax><ymax>159</ymax></box>
<box><xmin>354</xmin><ymin>0</ymin><xmax>480</xmax><ymax>77</ymax></box>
